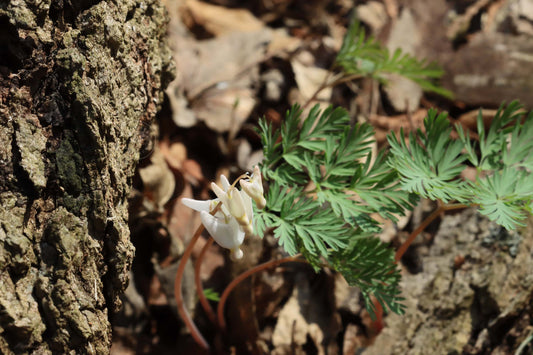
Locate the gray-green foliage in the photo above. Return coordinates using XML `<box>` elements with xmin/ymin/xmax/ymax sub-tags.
<box><xmin>255</xmin><ymin>101</ymin><xmax>533</xmax><ymax>317</ymax></box>
<box><xmin>389</xmin><ymin>101</ymin><xmax>533</xmax><ymax>230</ymax></box>
<box><xmin>336</xmin><ymin>20</ymin><xmax>452</xmax><ymax>98</ymax></box>
<box><xmin>253</xmin><ymin>18</ymin><xmax>532</xmax><ymax>318</ymax></box>
<box><xmin>256</xmin><ymin>105</ymin><xmax>417</xmax><ymax>316</ymax></box>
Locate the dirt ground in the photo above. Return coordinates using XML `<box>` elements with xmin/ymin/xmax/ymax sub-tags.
<box><xmin>110</xmin><ymin>0</ymin><xmax>533</xmax><ymax>354</ymax></box>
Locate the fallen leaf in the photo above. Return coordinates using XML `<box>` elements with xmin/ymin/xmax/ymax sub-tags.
<box><xmin>369</xmin><ymin>109</ymin><xmax>427</xmax><ymax>143</ymax></box>
<box><xmin>160</xmin><ymin>139</ymin><xmax>187</xmax><ymax>170</ymax></box>
<box><xmin>175</xmin><ymin>31</ymin><xmax>270</xmax><ymax>99</ymax></box>
<box><xmin>382</xmin><ymin>73</ymin><xmax>422</xmax><ymax>112</ymax></box>
<box><xmin>191</xmin><ymin>83</ymin><xmax>256</xmax><ymax>133</ymax></box>
<box><xmin>169</xmin><ymin>30</ymin><xmax>271</xmax><ymax>131</ymax></box>
<box><xmin>138</xmin><ymin>148</ymin><xmax>176</xmax><ymax>211</ymax></box>
<box><xmin>236</xmin><ymin>139</ymin><xmax>264</xmax><ymax>171</ymax></box>
<box><xmin>291</xmin><ymin>52</ymin><xmax>332</xmax><ymax>107</ymax></box>
<box><xmin>182</xmin><ymin>0</ymin><xmax>264</xmax><ymax>37</ymax></box>
<box><xmin>266</xmin><ymin>28</ymin><xmax>301</xmax><ymax>57</ymax></box>
<box><xmin>181</xmin><ymin>159</ymin><xmax>204</xmax><ymax>185</ymax></box>
<box><xmin>356</xmin><ymin>1</ymin><xmax>388</xmax><ymax>33</ymax></box>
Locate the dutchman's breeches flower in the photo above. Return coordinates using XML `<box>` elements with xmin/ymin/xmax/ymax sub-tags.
<box><xmin>240</xmin><ymin>165</ymin><xmax>266</xmax><ymax>209</ymax></box>
<box><xmin>181</xmin><ymin>166</ymin><xmax>266</xmax><ymax>260</ymax></box>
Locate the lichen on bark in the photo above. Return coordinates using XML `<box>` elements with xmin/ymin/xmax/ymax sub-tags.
<box><xmin>0</xmin><ymin>0</ymin><xmax>174</xmax><ymax>353</ymax></box>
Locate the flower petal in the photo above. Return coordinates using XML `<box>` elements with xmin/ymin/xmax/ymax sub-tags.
<box><xmin>200</xmin><ymin>211</ymin><xmax>244</xmax><ymax>250</ymax></box>
<box><xmin>211</xmin><ymin>182</ymin><xmax>229</xmax><ymax>205</ymax></box>
<box><xmin>181</xmin><ymin>198</ymin><xmax>212</xmax><ymax>212</ymax></box>
<box><xmin>239</xmin><ymin>190</ymin><xmax>253</xmax><ymax>221</ymax></box>
<box><xmin>220</xmin><ymin>175</ymin><xmax>231</xmax><ymax>191</ymax></box>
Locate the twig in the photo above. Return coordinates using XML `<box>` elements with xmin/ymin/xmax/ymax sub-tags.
<box><xmin>194</xmin><ymin>237</ymin><xmax>218</xmax><ymax>326</ymax></box>
<box><xmin>216</xmin><ymin>254</ymin><xmax>306</xmax><ymax>331</ymax></box>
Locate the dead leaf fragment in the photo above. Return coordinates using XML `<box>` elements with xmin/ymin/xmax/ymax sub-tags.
<box><xmin>182</xmin><ymin>0</ymin><xmax>264</xmax><ymax>36</ymax></box>
<box><xmin>176</xmin><ymin>30</ymin><xmax>270</xmax><ymax>99</ymax></box>
<box><xmin>291</xmin><ymin>52</ymin><xmax>332</xmax><ymax>107</ymax></box>
<box><xmin>138</xmin><ymin>148</ymin><xmax>175</xmax><ymax>211</ymax></box>
<box><xmin>169</xmin><ymin>30</ymin><xmax>271</xmax><ymax>132</ymax></box>
<box><xmin>357</xmin><ymin>1</ymin><xmax>388</xmax><ymax>33</ymax></box>
<box><xmin>382</xmin><ymin>74</ymin><xmax>422</xmax><ymax>112</ymax></box>
<box><xmin>191</xmin><ymin>84</ymin><xmax>256</xmax><ymax>133</ymax></box>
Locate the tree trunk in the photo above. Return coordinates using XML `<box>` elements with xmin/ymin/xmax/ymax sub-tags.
<box><xmin>0</xmin><ymin>1</ymin><xmax>174</xmax><ymax>353</ymax></box>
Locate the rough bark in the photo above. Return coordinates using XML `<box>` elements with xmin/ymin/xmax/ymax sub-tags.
<box><xmin>0</xmin><ymin>1</ymin><xmax>174</xmax><ymax>353</ymax></box>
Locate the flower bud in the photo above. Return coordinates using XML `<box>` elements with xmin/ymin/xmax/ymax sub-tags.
<box><xmin>240</xmin><ymin>165</ymin><xmax>266</xmax><ymax>209</ymax></box>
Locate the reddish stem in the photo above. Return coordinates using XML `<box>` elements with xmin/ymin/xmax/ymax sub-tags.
<box><xmin>395</xmin><ymin>203</ymin><xmax>467</xmax><ymax>262</ymax></box>
<box><xmin>174</xmin><ymin>203</ymin><xmax>222</xmax><ymax>350</ymax></box>
<box><xmin>194</xmin><ymin>237</ymin><xmax>218</xmax><ymax>326</ymax></box>
<box><xmin>371</xmin><ymin>203</ymin><xmax>468</xmax><ymax>334</ymax></box>
<box><xmin>216</xmin><ymin>254</ymin><xmax>306</xmax><ymax>331</ymax></box>
<box><xmin>174</xmin><ymin>223</ymin><xmax>210</xmax><ymax>350</ymax></box>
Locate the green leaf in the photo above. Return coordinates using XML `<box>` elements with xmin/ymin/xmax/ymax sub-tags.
<box><xmin>331</xmin><ymin>236</ymin><xmax>405</xmax><ymax>317</ymax></box>
<box><xmin>258</xmin><ymin>104</ymin><xmax>411</xmax><ymax>316</ymax></box>
<box><xmin>203</xmin><ymin>288</ymin><xmax>220</xmax><ymax>302</ymax></box>
<box><xmin>387</xmin><ymin>109</ymin><xmax>468</xmax><ymax>203</ymax></box>
<box><xmin>336</xmin><ymin>20</ymin><xmax>452</xmax><ymax>98</ymax></box>
<box><xmin>474</xmin><ymin>168</ymin><xmax>533</xmax><ymax>230</ymax></box>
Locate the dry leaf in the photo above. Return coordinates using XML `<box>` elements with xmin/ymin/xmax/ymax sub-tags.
<box><xmin>138</xmin><ymin>148</ymin><xmax>175</xmax><ymax>211</ymax></box>
<box><xmin>160</xmin><ymin>139</ymin><xmax>187</xmax><ymax>170</ymax></box>
<box><xmin>182</xmin><ymin>0</ymin><xmax>264</xmax><ymax>36</ymax></box>
<box><xmin>181</xmin><ymin>159</ymin><xmax>204</xmax><ymax>184</ymax></box>
<box><xmin>291</xmin><ymin>53</ymin><xmax>332</xmax><ymax>107</ymax></box>
<box><xmin>272</xmin><ymin>287</ymin><xmax>321</xmax><ymax>350</ymax></box>
<box><xmin>382</xmin><ymin>73</ymin><xmax>422</xmax><ymax>112</ymax></box>
<box><xmin>169</xmin><ymin>30</ymin><xmax>271</xmax><ymax>131</ymax></box>
<box><xmin>357</xmin><ymin>1</ymin><xmax>388</xmax><ymax>33</ymax></box>
<box><xmin>191</xmin><ymin>83</ymin><xmax>256</xmax><ymax>133</ymax></box>
<box><xmin>369</xmin><ymin>109</ymin><xmax>427</xmax><ymax>143</ymax></box>
<box><xmin>165</xmin><ymin>82</ymin><xmax>197</xmax><ymax>128</ymax></box>
<box><xmin>236</xmin><ymin>139</ymin><xmax>264</xmax><ymax>171</ymax></box>
<box><xmin>175</xmin><ymin>31</ymin><xmax>270</xmax><ymax>99</ymax></box>
<box><xmin>272</xmin><ymin>275</ymin><xmax>339</xmax><ymax>354</ymax></box>
<box><xmin>266</xmin><ymin>28</ymin><xmax>301</xmax><ymax>57</ymax></box>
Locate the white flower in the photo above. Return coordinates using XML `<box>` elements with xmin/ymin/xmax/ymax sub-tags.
<box><xmin>181</xmin><ymin>175</ymin><xmax>252</xmax><ymax>260</ymax></box>
<box><xmin>181</xmin><ymin>169</ymin><xmax>266</xmax><ymax>260</ymax></box>
<box><xmin>240</xmin><ymin>165</ymin><xmax>266</xmax><ymax>209</ymax></box>
<box><xmin>211</xmin><ymin>183</ymin><xmax>253</xmax><ymax>236</ymax></box>
<box><xmin>200</xmin><ymin>211</ymin><xmax>244</xmax><ymax>260</ymax></box>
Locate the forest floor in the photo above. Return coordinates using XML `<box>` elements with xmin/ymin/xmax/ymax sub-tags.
<box><xmin>110</xmin><ymin>0</ymin><xmax>533</xmax><ymax>354</ymax></box>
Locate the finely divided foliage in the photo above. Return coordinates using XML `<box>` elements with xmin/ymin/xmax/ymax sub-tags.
<box><xmin>257</xmin><ymin>105</ymin><xmax>415</xmax><ymax>316</ymax></box>
<box><xmin>257</xmin><ymin>101</ymin><xmax>533</xmax><ymax>317</ymax></box>
<box><xmin>254</xmin><ymin>18</ymin><xmax>532</xmax><ymax>317</ymax></box>
<box><xmin>336</xmin><ymin>20</ymin><xmax>452</xmax><ymax>98</ymax></box>
<box><xmin>390</xmin><ymin>101</ymin><xmax>533</xmax><ymax>230</ymax></box>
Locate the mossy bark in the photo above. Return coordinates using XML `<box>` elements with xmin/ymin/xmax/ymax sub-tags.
<box><xmin>0</xmin><ymin>1</ymin><xmax>174</xmax><ymax>353</ymax></box>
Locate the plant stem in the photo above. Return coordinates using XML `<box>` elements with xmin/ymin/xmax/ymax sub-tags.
<box><xmin>174</xmin><ymin>203</ymin><xmax>222</xmax><ymax>350</ymax></box>
<box><xmin>216</xmin><ymin>254</ymin><xmax>306</xmax><ymax>331</ymax></box>
<box><xmin>194</xmin><ymin>237</ymin><xmax>218</xmax><ymax>326</ymax></box>
<box><xmin>395</xmin><ymin>203</ymin><xmax>467</xmax><ymax>262</ymax></box>
<box><xmin>370</xmin><ymin>203</ymin><xmax>468</xmax><ymax>334</ymax></box>
<box><xmin>174</xmin><ymin>223</ymin><xmax>210</xmax><ymax>350</ymax></box>
<box><xmin>301</xmin><ymin>72</ymin><xmax>364</xmax><ymax>110</ymax></box>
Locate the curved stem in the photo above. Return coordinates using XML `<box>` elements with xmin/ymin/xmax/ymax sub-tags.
<box><xmin>301</xmin><ymin>70</ymin><xmax>339</xmax><ymax>110</ymax></box>
<box><xmin>174</xmin><ymin>224</ymin><xmax>210</xmax><ymax>350</ymax></box>
<box><xmin>194</xmin><ymin>237</ymin><xmax>218</xmax><ymax>326</ymax></box>
<box><xmin>395</xmin><ymin>203</ymin><xmax>467</xmax><ymax>262</ymax></box>
<box><xmin>370</xmin><ymin>203</ymin><xmax>468</xmax><ymax>335</ymax></box>
<box><xmin>174</xmin><ymin>202</ymin><xmax>222</xmax><ymax>350</ymax></box>
<box><xmin>216</xmin><ymin>254</ymin><xmax>306</xmax><ymax>331</ymax></box>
